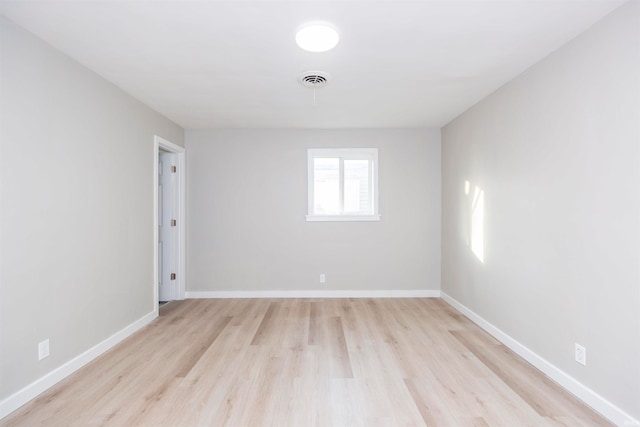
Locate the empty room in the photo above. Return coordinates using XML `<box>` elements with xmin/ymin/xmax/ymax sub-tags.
<box><xmin>0</xmin><ymin>0</ymin><xmax>639</xmax><ymax>425</ymax></box>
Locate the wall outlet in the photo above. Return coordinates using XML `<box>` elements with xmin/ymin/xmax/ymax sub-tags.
<box><xmin>319</xmin><ymin>274</ymin><xmax>326</xmax><ymax>284</ymax></box>
<box><xmin>38</xmin><ymin>339</ymin><xmax>50</xmax><ymax>360</ymax></box>
<box><xmin>575</xmin><ymin>343</ymin><xmax>586</xmax><ymax>366</ymax></box>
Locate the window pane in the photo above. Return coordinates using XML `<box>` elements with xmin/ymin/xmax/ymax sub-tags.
<box><xmin>313</xmin><ymin>158</ymin><xmax>340</xmax><ymax>214</ymax></box>
<box><xmin>344</xmin><ymin>159</ymin><xmax>370</xmax><ymax>214</ymax></box>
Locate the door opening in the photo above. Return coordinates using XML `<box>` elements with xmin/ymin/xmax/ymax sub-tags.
<box><xmin>153</xmin><ymin>136</ymin><xmax>185</xmax><ymax>313</ymax></box>
<box><xmin>158</xmin><ymin>150</ymin><xmax>177</xmax><ymax>302</ymax></box>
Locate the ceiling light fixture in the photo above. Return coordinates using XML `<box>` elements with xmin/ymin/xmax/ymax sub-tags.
<box><xmin>296</xmin><ymin>23</ymin><xmax>339</xmax><ymax>52</ymax></box>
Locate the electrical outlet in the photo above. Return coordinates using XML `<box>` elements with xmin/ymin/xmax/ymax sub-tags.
<box><xmin>319</xmin><ymin>274</ymin><xmax>326</xmax><ymax>284</ymax></box>
<box><xmin>38</xmin><ymin>339</ymin><xmax>50</xmax><ymax>361</ymax></box>
<box><xmin>575</xmin><ymin>343</ymin><xmax>586</xmax><ymax>366</ymax></box>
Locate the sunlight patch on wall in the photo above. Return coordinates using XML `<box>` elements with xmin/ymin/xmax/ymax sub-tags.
<box><xmin>471</xmin><ymin>186</ymin><xmax>484</xmax><ymax>263</ymax></box>
<box><xmin>464</xmin><ymin>180</ymin><xmax>485</xmax><ymax>263</ymax></box>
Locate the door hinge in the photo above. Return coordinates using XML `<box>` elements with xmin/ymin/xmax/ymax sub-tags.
<box><xmin>171</xmin><ymin>219</ymin><xmax>177</xmax><ymax>227</ymax></box>
<box><xmin>171</xmin><ymin>166</ymin><xmax>177</xmax><ymax>173</ymax></box>
<box><xmin>170</xmin><ymin>273</ymin><xmax>176</xmax><ymax>280</ymax></box>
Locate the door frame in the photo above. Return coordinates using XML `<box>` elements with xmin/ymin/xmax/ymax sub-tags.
<box><xmin>153</xmin><ymin>135</ymin><xmax>185</xmax><ymax>313</ymax></box>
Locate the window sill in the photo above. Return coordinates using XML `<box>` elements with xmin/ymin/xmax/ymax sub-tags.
<box><xmin>305</xmin><ymin>214</ymin><xmax>381</xmax><ymax>222</ymax></box>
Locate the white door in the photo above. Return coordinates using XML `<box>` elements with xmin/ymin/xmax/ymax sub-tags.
<box><xmin>158</xmin><ymin>151</ymin><xmax>177</xmax><ymax>302</ymax></box>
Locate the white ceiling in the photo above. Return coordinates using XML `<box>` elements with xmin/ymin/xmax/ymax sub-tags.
<box><xmin>0</xmin><ymin>0</ymin><xmax>625</xmax><ymax>129</ymax></box>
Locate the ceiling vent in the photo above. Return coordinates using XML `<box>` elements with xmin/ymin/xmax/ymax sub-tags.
<box><xmin>298</xmin><ymin>71</ymin><xmax>330</xmax><ymax>88</ymax></box>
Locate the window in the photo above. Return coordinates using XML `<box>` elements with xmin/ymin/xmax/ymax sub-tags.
<box><xmin>307</xmin><ymin>148</ymin><xmax>380</xmax><ymax>221</ymax></box>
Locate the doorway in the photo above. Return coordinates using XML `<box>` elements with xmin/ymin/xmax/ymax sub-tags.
<box><xmin>153</xmin><ymin>136</ymin><xmax>185</xmax><ymax>312</ymax></box>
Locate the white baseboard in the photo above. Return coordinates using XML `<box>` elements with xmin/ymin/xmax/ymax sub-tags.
<box><xmin>440</xmin><ymin>292</ymin><xmax>639</xmax><ymax>427</ymax></box>
<box><xmin>185</xmin><ymin>289</ymin><xmax>441</xmax><ymax>299</ymax></box>
<box><xmin>0</xmin><ymin>310</ymin><xmax>157</xmax><ymax>420</ymax></box>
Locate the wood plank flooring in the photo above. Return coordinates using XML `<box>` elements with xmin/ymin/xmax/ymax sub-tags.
<box><xmin>1</xmin><ymin>298</ymin><xmax>612</xmax><ymax>426</ymax></box>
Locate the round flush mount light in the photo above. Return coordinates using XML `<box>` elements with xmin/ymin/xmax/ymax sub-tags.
<box><xmin>296</xmin><ymin>23</ymin><xmax>339</xmax><ymax>52</ymax></box>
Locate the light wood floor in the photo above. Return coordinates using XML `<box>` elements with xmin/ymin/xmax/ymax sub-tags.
<box><xmin>1</xmin><ymin>298</ymin><xmax>612</xmax><ymax>426</ymax></box>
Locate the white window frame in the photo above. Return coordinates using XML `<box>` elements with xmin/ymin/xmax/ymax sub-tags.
<box><xmin>306</xmin><ymin>148</ymin><xmax>380</xmax><ymax>222</ymax></box>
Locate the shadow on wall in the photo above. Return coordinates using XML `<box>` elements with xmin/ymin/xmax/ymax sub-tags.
<box><xmin>465</xmin><ymin>180</ymin><xmax>485</xmax><ymax>263</ymax></box>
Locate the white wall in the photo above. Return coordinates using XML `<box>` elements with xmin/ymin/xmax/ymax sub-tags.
<box><xmin>442</xmin><ymin>1</ymin><xmax>639</xmax><ymax>422</ymax></box>
<box><xmin>186</xmin><ymin>129</ymin><xmax>441</xmax><ymax>295</ymax></box>
<box><xmin>0</xmin><ymin>17</ymin><xmax>184</xmax><ymax>405</ymax></box>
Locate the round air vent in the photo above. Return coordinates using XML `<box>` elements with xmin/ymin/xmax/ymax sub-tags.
<box><xmin>298</xmin><ymin>71</ymin><xmax>330</xmax><ymax>88</ymax></box>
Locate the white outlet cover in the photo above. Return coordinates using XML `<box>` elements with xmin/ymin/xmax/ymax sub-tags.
<box><xmin>575</xmin><ymin>343</ymin><xmax>586</xmax><ymax>366</ymax></box>
<box><xmin>319</xmin><ymin>274</ymin><xmax>326</xmax><ymax>283</ymax></box>
<box><xmin>38</xmin><ymin>339</ymin><xmax>50</xmax><ymax>360</ymax></box>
